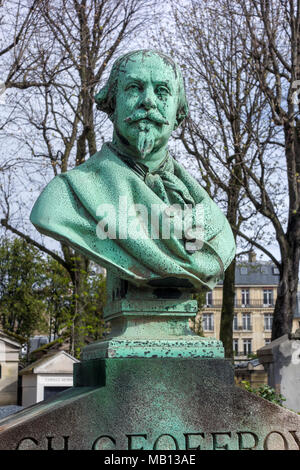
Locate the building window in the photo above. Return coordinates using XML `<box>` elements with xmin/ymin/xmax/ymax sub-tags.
<box><xmin>272</xmin><ymin>267</ymin><xmax>280</xmax><ymax>275</ymax></box>
<box><xmin>265</xmin><ymin>338</ymin><xmax>271</xmax><ymax>345</ymax></box>
<box><xmin>203</xmin><ymin>313</ymin><xmax>214</xmax><ymax>331</ymax></box>
<box><xmin>233</xmin><ymin>314</ymin><xmax>238</xmax><ymax>331</ymax></box>
<box><xmin>243</xmin><ymin>339</ymin><xmax>252</xmax><ymax>355</ymax></box>
<box><xmin>241</xmin><ymin>289</ymin><xmax>250</xmax><ymax>306</ymax></box>
<box><xmin>264</xmin><ymin>314</ymin><xmax>273</xmax><ymax>331</ymax></box>
<box><xmin>242</xmin><ymin>313</ymin><xmax>252</xmax><ymax>330</ymax></box>
<box><xmin>263</xmin><ymin>289</ymin><xmax>273</xmax><ymax>306</ymax></box>
<box><xmin>233</xmin><ymin>339</ymin><xmax>239</xmax><ymax>354</ymax></box>
<box><xmin>206</xmin><ymin>291</ymin><xmax>213</xmax><ymax>306</ymax></box>
<box><xmin>240</xmin><ymin>267</ymin><xmax>248</xmax><ymax>275</ymax></box>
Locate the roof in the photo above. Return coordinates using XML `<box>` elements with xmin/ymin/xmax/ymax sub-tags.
<box><xmin>225</xmin><ymin>262</ymin><xmax>280</xmax><ymax>286</ymax></box>
<box><xmin>20</xmin><ymin>350</ymin><xmax>79</xmax><ymax>375</ymax></box>
<box><xmin>0</xmin><ymin>331</ymin><xmax>21</xmax><ymax>349</ymax></box>
<box><xmin>216</xmin><ymin>260</ymin><xmax>300</xmax><ymax>317</ymax></box>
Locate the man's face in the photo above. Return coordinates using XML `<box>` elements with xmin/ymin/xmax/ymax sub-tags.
<box><xmin>113</xmin><ymin>52</ymin><xmax>179</xmax><ymax>159</ymax></box>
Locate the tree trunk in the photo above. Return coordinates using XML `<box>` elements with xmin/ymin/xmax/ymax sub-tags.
<box><xmin>220</xmin><ymin>258</ymin><xmax>236</xmax><ymax>359</ymax></box>
<box><xmin>70</xmin><ymin>253</ymin><xmax>90</xmax><ymax>358</ymax></box>
<box><xmin>219</xmin><ymin>166</ymin><xmax>240</xmax><ymax>359</ymax></box>
<box><xmin>272</xmin><ymin>121</ymin><xmax>300</xmax><ymax>339</ymax></box>
<box><xmin>272</xmin><ymin>242</ymin><xmax>300</xmax><ymax>340</ymax></box>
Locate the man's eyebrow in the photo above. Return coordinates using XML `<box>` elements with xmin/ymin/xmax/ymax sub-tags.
<box><xmin>124</xmin><ymin>75</ymin><xmax>145</xmax><ymax>84</ymax></box>
<box><xmin>124</xmin><ymin>76</ymin><xmax>173</xmax><ymax>90</ymax></box>
<box><xmin>154</xmin><ymin>80</ymin><xmax>172</xmax><ymax>88</ymax></box>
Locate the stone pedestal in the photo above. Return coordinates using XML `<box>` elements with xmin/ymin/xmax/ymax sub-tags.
<box><xmin>0</xmin><ymin>357</ymin><xmax>300</xmax><ymax>450</ymax></box>
<box><xmin>0</xmin><ymin>277</ymin><xmax>300</xmax><ymax>450</ymax></box>
<box><xmin>82</xmin><ymin>273</ymin><xmax>223</xmax><ymax>360</ymax></box>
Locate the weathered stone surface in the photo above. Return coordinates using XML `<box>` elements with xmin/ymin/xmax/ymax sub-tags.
<box><xmin>83</xmin><ymin>336</ymin><xmax>224</xmax><ymax>360</ymax></box>
<box><xmin>0</xmin><ymin>358</ymin><xmax>299</xmax><ymax>450</ymax></box>
<box><xmin>258</xmin><ymin>334</ymin><xmax>300</xmax><ymax>412</ymax></box>
<box><xmin>83</xmin><ymin>274</ymin><xmax>224</xmax><ymax>360</ymax></box>
<box><xmin>84</xmin><ymin>278</ymin><xmax>224</xmax><ymax>360</ymax></box>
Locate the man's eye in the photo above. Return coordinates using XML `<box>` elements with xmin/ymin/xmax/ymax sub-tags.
<box><xmin>126</xmin><ymin>84</ymin><xmax>142</xmax><ymax>91</ymax></box>
<box><xmin>156</xmin><ymin>86</ymin><xmax>169</xmax><ymax>95</ymax></box>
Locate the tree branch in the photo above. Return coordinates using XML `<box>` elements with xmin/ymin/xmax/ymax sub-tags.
<box><xmin>0</xmin><ymin>219</ymin><xmax>72</xmax><ymax>275</ymax></box>
<box><xmin>234</xmin><ymin>227</ymin><xmax>280</xmax><ymax>267</ymax></box>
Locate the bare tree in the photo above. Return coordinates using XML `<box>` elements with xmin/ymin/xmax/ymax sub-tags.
<box><xmin>227</xmin><ymin>0</ymin><xmax>300</xmax><ymax>340</ymax></box>
<box><xmin>0</xmin><ymin>0</ymin><xmax>47</xmax><ymax>171</ymax></box>
<box><xmin>165</xmin><ymin>0</ymin><xmax>282</xmax><ymax>356</ymax></box>
<box><xmin>0</xmin><ymin>0</ymin><xmax>157</xmax><ymax>355</ymax></box>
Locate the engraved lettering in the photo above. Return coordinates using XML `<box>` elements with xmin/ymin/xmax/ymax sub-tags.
<box><xmin>46</xmin><ymin>436</ymin><xmax>69</xmax><ymax>450</ymax></box>
<box><xmin>184</xmin><ymin>432</ymin><xmax>205</xmax><ymax>450</ymax></box>
<box><xmin>92</xmin><ymin>435</ymin><xmax>116</xmax><ymax>450</ymax></box>
<box><xmin>16</xmin><ymin>437</ymin><xmax>39</xmax><ymax>450</ymax></box>
<box><xmin>289</xmin><ymin>431</ymin><xmax>300</xmax><ymax>450</ymax></box>
<box><xmin>126</xmin><ymin>433</ymin><xmax>148</xmax><ymax>450</ymax></box>
<box><xmin>153</xmin><ymin>434</ymin><xmax>179</xmax><ymax>450</ymax></box>
<box><xmin>212</xmin><ymin>432</ymin><xmax>232</xmax><ymax>450</ymax></box>
<box><xmin>14</xmin><ymin>429</ymin><xmax>300</xmax><ymax>451</ymax></box>
<box><xmin>264</xmin><ymin>431</ymin><xmax>289</xmax><ymax>450</ymax></box>
<box><xmin>237</xmin><ymin>431</ymin><xmax>259</xmax><ymax>450</ymax></box>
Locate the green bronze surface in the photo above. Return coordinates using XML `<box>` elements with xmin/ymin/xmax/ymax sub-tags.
<box><xmin>82</xmin><ymin>272</ymin><xmax>223</xmax><ymax>359</ymax></box>
<box><xmin>30</xmin><ymin>50</ymin><xmax>236</xmax><ymax>291</ymax></box>
<box><xmin>30</xmin><ymin>50</ymin><xmax>235</xmax><ymax>359</ymax></box>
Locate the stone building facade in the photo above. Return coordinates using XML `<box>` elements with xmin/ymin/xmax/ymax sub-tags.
<box><xmin>202</xmin><ymin>254</ymin><xmax>300</xmax><ymax>360</ymax></box>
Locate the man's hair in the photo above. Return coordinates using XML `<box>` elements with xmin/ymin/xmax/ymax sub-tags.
<box><xmin>94</xmin><ymin>49</ymin><xmax>189</xmax><ymax>129</ymax></box>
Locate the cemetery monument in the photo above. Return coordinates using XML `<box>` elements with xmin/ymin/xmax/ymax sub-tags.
<box><xmin>0</xmin><ymin>50</ymin><xmax>299</xmax><ymax>450</ymax></box>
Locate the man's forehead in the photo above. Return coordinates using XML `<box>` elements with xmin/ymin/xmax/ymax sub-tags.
<box><xmin>118</xmin><ymin>53</ymin><xmax>177</xmax><ymax>81</ymax></box>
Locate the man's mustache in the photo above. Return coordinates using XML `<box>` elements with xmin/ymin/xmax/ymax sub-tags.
<box><xmin>124</xmin><ymin>109</ymin><xmax>169</xmax><ymax>125</ymax></box>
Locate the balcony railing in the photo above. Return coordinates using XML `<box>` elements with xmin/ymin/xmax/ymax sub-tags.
<box><xmin>204</xmin><ymin>301</ymin><xmax>275</xmax><ymax>308</ymax></box>
<box><xmin>233</xmin><ymin>326</ymin><xmax>252</xmax><ymax>332</ymax></box>
<box><xmin>234</xmin><ymin>352</ymin><xmax>253</xmax><ymax>358</ymax></box>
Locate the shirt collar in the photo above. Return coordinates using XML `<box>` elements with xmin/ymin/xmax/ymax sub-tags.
<box><xmin>106</xmin><ymin>142</ymin><xmax>173</xmax><ymax>180</ymax></box>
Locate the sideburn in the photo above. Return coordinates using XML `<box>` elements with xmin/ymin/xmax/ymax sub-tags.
<box><xmin>115</xmin><ymin>127</ymin><xmax>130</xmax><ymax>147</ymax></box>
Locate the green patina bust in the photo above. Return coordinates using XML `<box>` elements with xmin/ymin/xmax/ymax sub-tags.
<box><xmin>30</xmin><ymin>50</ymin><xmax>235</xmax><ymax>292</ymax></box>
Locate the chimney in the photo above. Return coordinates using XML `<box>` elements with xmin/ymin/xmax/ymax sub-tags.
<box><xmin>248</xmin><ymin>250</ymin><xmax>256</xmax><ymax>263</ymax></box>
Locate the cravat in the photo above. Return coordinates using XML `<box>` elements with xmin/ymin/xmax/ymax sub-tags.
<box><xmin>107</xmin><ymin>143</ymin><xmax>195</xmax><ymax>208</ymax></box>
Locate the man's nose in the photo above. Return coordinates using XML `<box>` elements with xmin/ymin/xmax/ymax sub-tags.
<box><xmin>141</xmin><ymin>97</ymin><xmax>156</xmax><ymax>110</ymax></box>
<box><xmin>139</xmin><ymin>89</ymin><xmax>157</xmax><ymax>110</ymax></box>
